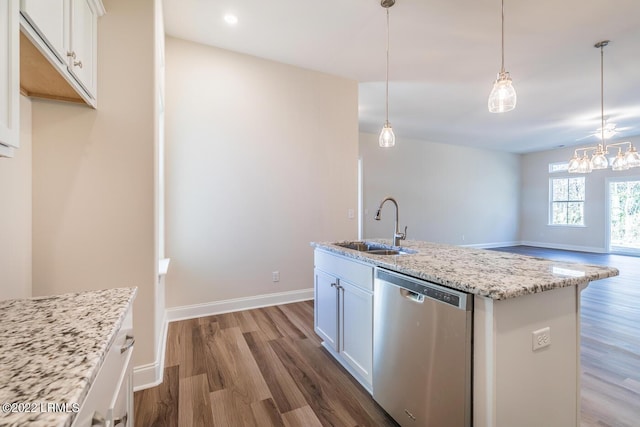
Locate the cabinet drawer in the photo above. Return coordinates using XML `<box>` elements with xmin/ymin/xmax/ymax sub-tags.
<box><xmin>73</xmin><ymin>306</ymin><xmax>134</xmax><ymax>426</ymax></box>
<box><xmin>315</xmin><ymin>250</ymin><xmax>373</xmax><ymax>291</ymax></box>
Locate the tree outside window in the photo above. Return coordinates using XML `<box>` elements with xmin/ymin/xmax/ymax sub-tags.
<box><xmin>550</xmin><ymin>177</ymin><xmax>585</xmax><ymax>225</ymax></box>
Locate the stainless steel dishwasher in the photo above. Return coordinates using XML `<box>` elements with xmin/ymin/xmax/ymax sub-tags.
<box><xmin>373</xmin><ymin>268</ymin><xmax>473</xmax><ymax>427</ymax></box>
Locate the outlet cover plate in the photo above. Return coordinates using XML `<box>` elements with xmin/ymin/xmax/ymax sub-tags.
<box><xmin>532</xmin><ymin>327</ymin><xmax>551</xmax><ymax>351</ymax></box>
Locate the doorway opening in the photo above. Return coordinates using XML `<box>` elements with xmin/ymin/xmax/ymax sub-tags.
<box><xmin>607</xmin><ymin>178</ymin><xmax>640</xmax><ymax>255</ymax></box>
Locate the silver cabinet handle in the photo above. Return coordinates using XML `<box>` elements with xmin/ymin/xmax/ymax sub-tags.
<box><xmin>120</xmin><ymin>335</ymin><xmax>135</xmax><ymax>353</ymax></box>
<box><xmin>66</xmin><ymin>51</ymin><xmax>76</xmax><ymax>59</ymax></box>
<box><xmin>114</xmin><ymin>413</ymin><xmax>128</xmax><ymax>426</ymax></box>
<box><xmin>91</xmin><ymin>411</ymin><xmax>106</xmax><ymax>426</ymax></box>
<box><xmin>74</xmin><ymin>60</ymin><xmax>83</xmax><ymax>68</ymax></box>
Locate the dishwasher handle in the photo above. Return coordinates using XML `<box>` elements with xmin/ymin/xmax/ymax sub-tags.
<box><xmin>400</xmin><ymin>288</ymin><xmax>425</xmax><ymax>303</ymax></box>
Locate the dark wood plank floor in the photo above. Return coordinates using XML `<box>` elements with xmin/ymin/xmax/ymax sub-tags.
<box><xmin>135</xmin><ymin>246</ymin><xmax>639</xmax><ymax>427</ymax></box>
<box><xmin>134</xmin><ymin>301</ymin><xmax>398</xmax><ymax>427</ymax></box>
<box><xmin>491</xmin><ymin>246</ymin><xmax>640</xmax><ymax>427</ymax></box>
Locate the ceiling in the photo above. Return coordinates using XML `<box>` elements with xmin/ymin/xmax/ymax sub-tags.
<box><xmin>163</xmin><ymin>0</ymin><xmax>640</xmax><ymax>154</ymax></box>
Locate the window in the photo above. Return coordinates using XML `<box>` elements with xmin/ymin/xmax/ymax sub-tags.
<box><xmin>550</xmin><ymin>177</ymin><xmax>585</xmax><ymax>225</ymax></box>
<box><xmin>548</xmin><ymin>162</ymin><xmax>569</xmax><ymax>173</ymax></box>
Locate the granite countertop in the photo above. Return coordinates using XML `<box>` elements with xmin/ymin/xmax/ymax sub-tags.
<box><xmin>311</xmin><ymin>240</ymin><xmax>619</xmax><ymax>300</ymax></box>
<box><xmin>0</xmin><ymin>287</ymin><xmax>137</xmax><ymax>427</ymax></box>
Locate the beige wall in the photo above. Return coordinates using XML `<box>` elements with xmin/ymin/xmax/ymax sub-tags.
<box><xmin>164</xmin><ymin>37</ymin><xmax>359</xmax><ymax>308</ymax></box>
<box><xmin>360</xmin><ymin>132</ymin><xmax>521</xmax><ymax>247</ymax></box>
<box><xmin>0</xmin><ymin>96</ymin><xmax>32</xmax><ymax>300</ymax></box>
<box><xmin>31</xmin><ymin>0</ymin><xmax>157</xmax><ymax>368</ymax></box>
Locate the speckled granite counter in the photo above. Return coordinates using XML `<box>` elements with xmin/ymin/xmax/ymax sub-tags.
<box><xmin>311</xmin><ymin>240</ymin><xmax>618</xmax><ymax>300</ymax></box>
<box><xmin>0</xmin><ymin>287</ymin><xmax>137</xmax><ymax>427</ymax></box>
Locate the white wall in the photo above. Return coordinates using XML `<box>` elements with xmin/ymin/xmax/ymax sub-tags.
<box><xmin>31</xmin><ymin>0</ymin><xmax>157</xmax><ymax>369</ymax></box>
<box><xmin>360</xmin><ymin>132</ymin><xmax>520</xmax><ymax>246</ymax></box>
<box><xmin>164</xmin><ymin>37</ymin><xmax>359</xmax><ymax>308</ymax></box>
<box><xmin>520</xmin><ymin>136</ymin><xmax>640</xmax><ymax>252</ymax></box>
<box><xmin>0</xmin><ymin>96</ymin><xmax>32</xmax><ymax>300</ymax></box>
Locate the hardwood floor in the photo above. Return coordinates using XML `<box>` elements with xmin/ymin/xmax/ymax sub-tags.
<box><xmin>135</xmin><ymin>246</ymin><xmax>639</xmax><ymax>427</ymax></box>
<box><xmin>491</xmin><ymin>246</ymin><xmax>640</xmax><ymax>427</ymax></box>
<box><xmin>134</xmin><ymin>301</ymin><xmax>397</xmax><ymax>427</ymax></box>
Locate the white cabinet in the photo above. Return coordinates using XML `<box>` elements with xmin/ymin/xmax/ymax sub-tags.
<box><xmin>340</xmin><ymin>280</ymin><xmax>373</xmax><ymax>385</ymax></box>
<box><xmin>68</xmin><ymin>0</ymin><xmax>97</xmax><ymax>95</ymax></box>
<box><xmin>20</xmin><ymin>0</ymin><xmax>65</xmax><ymax>61</ymax></box>
<box><xmin>19</xmin><ymin>0</ymin><xmax>104</xmax><ymax>107</ymax></box>
<box><xmin>314</xmin><ymin>268</ymin><xmax>339</xmax><ymax>351</ymax></box>
<box><xmin>73</xmin><ymin>305</ymin><xmax>134</xmax><ymax>427</ymax></box>
<box><xmin>314</xmin><ymin>249</ymin><xmax>374</xmax><ymax>391</ymax></box>
<box><xmin>0</xmin><ymin>0</ymin><xmax>19</xmax><ymax>157</ymax></box>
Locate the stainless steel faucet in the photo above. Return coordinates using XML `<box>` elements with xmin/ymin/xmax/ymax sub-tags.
<box><xmin>374</xmin><ymin>196</ymin><xmax>407</xmax><ymax>246</ymax></box>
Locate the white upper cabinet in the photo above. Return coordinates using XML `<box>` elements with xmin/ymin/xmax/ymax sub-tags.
<box><xmin>19</xmin><ymin>0</ymin><xmax>104</xmax><ymax>107</ymax></box>
<box><xmin>68</xmin><ymin>0</ymin><xmax>97</xmax><ymax>96</ymax></box>
<box><xmin>20</xmin><ymin>0</ymin><xmax>65</xmax><ymax>62</ymax></box>
<box><xmin>0</xmin><ymin>0</ymin><xmax>19</xmax><ymax>157</ymax></box>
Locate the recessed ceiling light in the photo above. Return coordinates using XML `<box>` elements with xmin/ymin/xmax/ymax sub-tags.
<box><xmin>224</xmin><ymin>14</ymin><xmax>238</xmax><ymax>26</ymax></box>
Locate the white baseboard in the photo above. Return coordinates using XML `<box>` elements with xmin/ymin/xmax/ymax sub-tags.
<box><xmin>519</xmin><ymin>241</ymin><xmax>607</xmax><ymax>254</ymax></box>
<box><xmin>133</xmin><ymin>311</ymin><xmax>168</xmax><ymax>391</ymax></box>
<box><xmin>166</xmin><ymin>288</ymin><xmax>314</xmax><ymax>323</ymax></box>
<box><xmin>460</xmin><ymin>241</ymin><xmax>521</xmax><ymax>249</ymax></box>
<box><xmin>132</xmin><ymin>362</ymin><xmax>161</xmax><ymax>392</ymax></box>
<box><xmin>463</xmin><ymin>240</ymin><xmax>608</xmax><ymax>254</ymax></box>
<box><xmin>132</xmin><ymin>288</ymin><xmax>314</xmax><ymax>391</ymax></box>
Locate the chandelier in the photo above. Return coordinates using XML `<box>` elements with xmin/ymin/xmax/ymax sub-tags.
<box><xmin>568</xmin><ymin>41</ymin><xmax>640</xmax><ymax>173</ymax></box>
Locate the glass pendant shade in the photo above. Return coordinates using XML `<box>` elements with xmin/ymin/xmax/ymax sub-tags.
<box><xmin>591</xmin><ymin>145</ymin><xmax>609</xmax><ymax>169</ymax></box>
<box><xmin>568</xmin><ymin>154</ymin><xmax>580</xmax><ymax>173</ymax></box>
<box><xmin>577</xmin><ymin>154</ymin><xmax>593</xmax><ymax>173</ymax></box>
<box><xmin>624</xmin><ymin>145</ymin><xmax>640</xmax><ymax>168</ymax></box>
<box><xmin>611</xmin><ymin>149</ymin><xmax>629</xmax><ymax>171</ymax></box>
<box><xmin>379</xmin><ymin>122</ymin><xmax>395</xmax><ymax>147</ymax></box>
<box><xmin>379</xmin><ymin>2</ymin><xmax>396</xmax><ymax>148</ymax></box>
<box><xmin>488</xmin><ymin>72</ymin><xmax>517</xmax><ymax>113</ymax></box>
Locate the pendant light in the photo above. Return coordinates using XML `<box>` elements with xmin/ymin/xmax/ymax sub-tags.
<box><xmin>379</xmin><ymin>0</ymin><xmax>396</xmax><ymax>147</ymax></box>
<box><xmin>488</xmin><ymin>0</ymin><xmax>517</xmax><ymax>113</ymax></box>
<box><xmin>567</xmin><ymin>40</ymin><xmax>640</xmax><ymax>173</ymax></box>
<box><xmin>593</xmin><ymin>41</ymin><xmax>611</xmax><ymax>170</ymax></box>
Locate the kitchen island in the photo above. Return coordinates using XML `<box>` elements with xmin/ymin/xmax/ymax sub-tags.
<box><xmin>0</xmin><ymin>287</ymin><xmax>136</xmax><ymax>427</ymax></box>
<box><xmin>311</xmin><ymin>239</ymin><xmax>619</xmax><ymax>427</ymax></box>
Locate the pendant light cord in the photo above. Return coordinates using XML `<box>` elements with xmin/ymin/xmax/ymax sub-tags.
<box><xmin>385</xmin><ymin>7</ymin><xmax>390</xmax><ymax>124</ymax></box>
<box><xmin>600</xmin><ymin>44</ymin><xmax>605</xmax><ymax>143</ymax></box>
<box><xmin>500</xmin><ymin>0</ymin><xmax>505</xmax><ymax>73</ymax></box>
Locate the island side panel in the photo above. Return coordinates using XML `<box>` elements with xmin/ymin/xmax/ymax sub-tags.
<box><xmin>474</xmin><ymin>285</ymin><xmax>582</xmax><ymax>427</ymax></box>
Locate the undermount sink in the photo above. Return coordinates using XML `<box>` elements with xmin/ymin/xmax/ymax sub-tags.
<box><xmin>334</xmin><ymin>241</ymin><xmax>416</xmax><ymax>256</ymax></box>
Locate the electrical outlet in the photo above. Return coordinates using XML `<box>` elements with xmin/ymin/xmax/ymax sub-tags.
<box><xmin>348</xmin><ymin>208</ymin><xmax>355</xmax><ymax>219</ymax></box>
<box><xmin>272</xmin><ymin>271</ymin><xmax>280</xmax><ymax>282</ymax></box>
<box><xmin>532</xmin><ymin>327</ymin><xmax>551</xmax><ymax>351</ymax></box>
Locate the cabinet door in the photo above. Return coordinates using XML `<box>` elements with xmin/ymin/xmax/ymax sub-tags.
<box><xmin>20</xmin><ymin>0</ymin><xmax>66</xmax><ymax>62</ymax></box>
<box><xmin>109</xmin><ymin>346</ymin><xmax>133</xmax><ymax>426</ymax></box>
<box><xmin>340</xmin><ymin>281</ymin><xmax>373</xmax><ymax>386</ymax></box>
<box><xmin>0</xmin><ymin>0</ymin><xmax>19</xmax><ymax>155</ymax></box>
<box><xmin>68</xmin><ymin>0</ymin><xmax>95</xmax><ymax>96</ymax></box>
<box><xmin>73</xmin><ymin>308</ymin><xmax>133</xmax><ymax>427</ymax></box>
<box><xmin>314</xmin><ymin>268</ymin><xmax>339</xmax><ymax>351</ymax></box>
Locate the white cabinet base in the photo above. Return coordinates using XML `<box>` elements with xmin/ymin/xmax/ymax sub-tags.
<box><xmin>73</xmin><ymin>305</ymin><xmax>134</xmax><ymax>427</ymax></box>
<box><xmin>320</xmin><ymin>341</ymin><xmax>373</xmax><ymax>395</ymax></box>
<box><xmin>314</xmin><ymin>249</ymin><xmax>374</xmax><ymax>392</ymax></box>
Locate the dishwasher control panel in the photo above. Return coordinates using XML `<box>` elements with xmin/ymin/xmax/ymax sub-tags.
<box><xmin>376</xmin><ymin>268</ymin><xmax>470</xmax><ymax>310</ymax></box>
